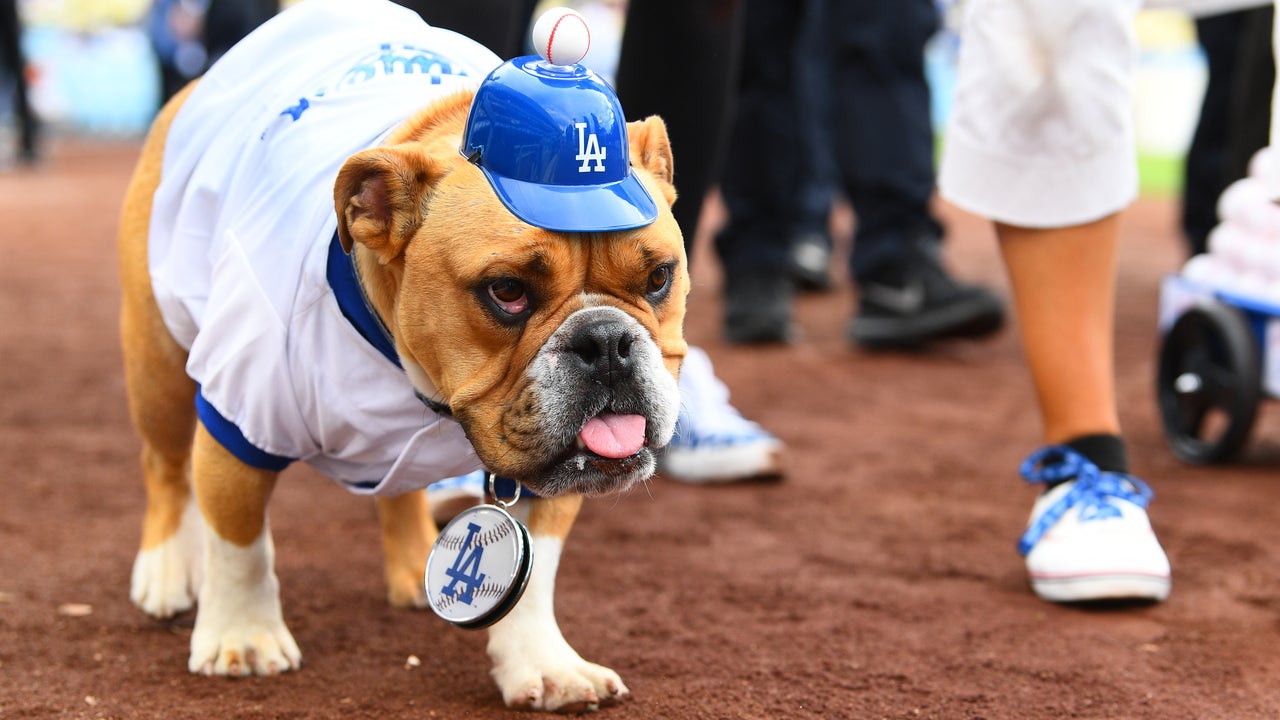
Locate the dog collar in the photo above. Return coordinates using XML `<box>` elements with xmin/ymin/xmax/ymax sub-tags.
<box><xmin>326</xmin><ymin>231</ymin><xmax>454</xmax><ymax>417</ymax></box>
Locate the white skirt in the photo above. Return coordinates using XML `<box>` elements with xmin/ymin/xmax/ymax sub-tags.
<box><xmin>938</xmin><ymin>0</ymin><xmax>1145</xmax><ymax>228</ymax></box>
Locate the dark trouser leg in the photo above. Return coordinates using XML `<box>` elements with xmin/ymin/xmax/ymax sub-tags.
<box><xmin>1182</xmin><ymin>12</ymin><xmax>1244</xmax><ymax>257</ymax></box>
<box><xmin>616</xmin><ymin>0</ymin><xmax>743</xmax><ymax>259</ymax></box>
<box><xmin>829</xmin><ymin>0</ymin><xmax>1004</xmax><ymax>348</ymax></box>
<box><xmin>712</xmin><ymin>0</ymin><xmax>801</xmax><ymax>275</ymax></box>
<box><xmin>1224</xmin><ymin>5</ymin><xmax>1275</xmax><ymax>186</ymax></box>
<box><xmin>824</xmin><ymin>0</ymin><xmax>939</xmax><ymax>285</ymax></box>
<box><xmin>702</xmin><ymin>0</ymin><xmax>800</xmax><ymax>343</ymax></box>
<box><xmin>789</xmin><ymin>0</ymin><xmax>838</xmax><ymax>291</ymax></box>
<box><xmin>1</xmin><ymin>0</ymin><xmax>37</xmax><ymax>162</ymax></box>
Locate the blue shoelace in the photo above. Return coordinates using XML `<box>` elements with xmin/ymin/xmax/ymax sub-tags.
<box><xmin>1016</xmin><ymin>446</ymin><xmax>1154</xmax><ymax>557</ymax></box>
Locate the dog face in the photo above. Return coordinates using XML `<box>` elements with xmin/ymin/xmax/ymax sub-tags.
<box><xmin>335</xmin><ymin>95</ymin><xmax>688</xmax><ymax>497</ymax></box>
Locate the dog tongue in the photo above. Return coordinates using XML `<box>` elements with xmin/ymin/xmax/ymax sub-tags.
<box><xmin>579</xmin><ymin>413</ymin><xmax>646</xmax><ymax>459</ymax></box>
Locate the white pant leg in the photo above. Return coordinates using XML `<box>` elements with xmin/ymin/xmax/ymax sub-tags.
<box><xmin>939</xmin><ymin>0</ymin><xmax>1145</xmax><ymax>228</ymax></box>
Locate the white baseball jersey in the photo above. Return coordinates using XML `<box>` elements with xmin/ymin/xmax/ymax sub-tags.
<box><xmin>148</xmin><ymin>0</ymin><xmax>503</xmax><ymax>495</ymax></box>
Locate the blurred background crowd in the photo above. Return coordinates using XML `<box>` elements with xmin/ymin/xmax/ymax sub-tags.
<box><xmin>0</xmin><ymin>0</ymin><xmax>1249</xmax><ymax>199</ymax></box>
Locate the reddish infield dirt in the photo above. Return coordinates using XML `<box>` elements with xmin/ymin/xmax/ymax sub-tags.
<box><xmin>3</xmin><ymin>139</ymin><xmax>1280</xmax><ymax>720</ymax></box>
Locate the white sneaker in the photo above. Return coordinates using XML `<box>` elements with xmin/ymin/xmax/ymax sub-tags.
<box><xmin>1018</xmin><ymin>447</ymin><xmax>1171</xmax><ymax>603</ymax></box>
<box><xmin>426</xmin><ymin>470</ymin><xmax>485</xmax><ymax>525</ymax></box>
<box><xmin>657</xmin><ymin>346</ymin><xmax>784</xmax><ymax>483</ymax></box>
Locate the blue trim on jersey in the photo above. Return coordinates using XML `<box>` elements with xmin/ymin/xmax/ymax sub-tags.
<box><xmin>196</xmin><ymin>388</ymin><xmax>295</xmax><ymax>472</ymax></box>
<box><xmin>326</xmin><ymin>231</ymin><xmax>401</xmax><ymax>368</ymax></box>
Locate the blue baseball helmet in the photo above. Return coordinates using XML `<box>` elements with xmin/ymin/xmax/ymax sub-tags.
<box><xmin>461</xmin><ymin>57</ymin><xmax>658</xmax><ymax>232</ymax></box>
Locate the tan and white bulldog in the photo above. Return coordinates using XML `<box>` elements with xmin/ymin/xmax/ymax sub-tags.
<box><xmin>116</xmin><ymin>1</ymin><xmax>687</xmax><ymax>711</ymax></box>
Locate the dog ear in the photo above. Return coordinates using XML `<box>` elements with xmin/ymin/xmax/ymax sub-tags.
<box><xmin>334</xmin><ymin>145</ymin><xmax>441</xmax><ymax>262</ymax></box>
<box><xmin>627</xmin><ymin>115</ymin><xmax>676</xmax><ymax>206</ymax></box>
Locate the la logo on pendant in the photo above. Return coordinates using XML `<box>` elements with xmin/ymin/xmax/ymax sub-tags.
<box><xmin>575</xmin><ymin>122</ymin><xmax>606</xmax><ymax>173</ymax></box>
<box><xmin>440</xmin><ymin>522</ymin><xmax>487</xmax><ymax>604</ymax></box>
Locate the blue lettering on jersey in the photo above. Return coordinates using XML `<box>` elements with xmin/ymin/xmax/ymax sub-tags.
<box><xmin>280</xmin><ymin>97</ymin><xmax>310</xmax><ymax>121</ymax></box>
<box><xmin>341</xmin><ymin>43</ymin><xmax>466</xmax><ymax>89</ymax></box>
<box><xmin>271</xmin><ymin>43</ymin><xmax>471</xmax><ymax>129</ymax></box>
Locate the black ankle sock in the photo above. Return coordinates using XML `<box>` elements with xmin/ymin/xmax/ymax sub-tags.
<box><xmin>1064</xmin><ymin>433</ymin><xmax>1129</xmax><ymax>474</ymax></box>
<box><xmin>1037</xmin><ymin>435</ymin><xmax>1129</xmax><ymax>492</ymax></box>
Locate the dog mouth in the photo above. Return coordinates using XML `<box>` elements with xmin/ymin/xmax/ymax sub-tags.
<box><xmin>502</xmin><ymin>305</ymin><xmax>681</xmax><ymax>496</ymax></box>
<box><xmin>576</xmin><ymin>412</ymin><xmax>647</xmax><ymax>459</ymax></box>
<box><xmin>527</xmin><ymin>411</ymin><xmax>657</xmax><ymax>497</ymax></box>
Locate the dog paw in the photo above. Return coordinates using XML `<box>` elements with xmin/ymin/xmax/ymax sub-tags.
<box><xmin>386</xmin><ymin>569</ymin><xmax>429</xmax><ymax>609</ymax></box>
<box><xmin>188</xmin><ymin>619</ymin><xmax>302</xmax><ymax>677</ymax></box>
<box><xmin>492</xmin><ymin>654</ymin><xmax>630</xmax><ymax>712</ymax></box>
<box><xmin>188</xmin><ymin>532</ymin><xmax>301</xmax><ymax>677</ymax></box>
<box><xmin>130</xmin><ymin>503</ymin><xmax>204</xmax><ymax>618</ymax></box>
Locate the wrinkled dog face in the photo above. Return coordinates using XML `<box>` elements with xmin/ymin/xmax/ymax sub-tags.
<box><xmin>399</xmin><ymin>187</ymin><xmax>689</xmax><ymax>497</ymax></box>
<box><xmin>522</xmin><ymin>303</ymin><xmax>679</xmax><ymax>496</ymax></box>
<box><xmin>336</xmin><ymin>105</ymin><xmax>688</xmax><ymax>497</ymax></box>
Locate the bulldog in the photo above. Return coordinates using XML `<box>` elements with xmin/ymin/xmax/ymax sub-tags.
<box><xmin>116</xmin><ymin>0</ymin><xmax>687</xmax><ymax>711</ymax></box>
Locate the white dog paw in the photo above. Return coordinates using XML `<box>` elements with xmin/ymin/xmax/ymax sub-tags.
<box><xmin>485</xmin><ymin>534</ymin><xmax>627</xmax><ymax>712</ymax></box>
<box><xmin>492</xmin><ymin>652</ymin><xmax>629</xmax><ymax>712</ymax></box>
<box><xmin>189</xmin><ymin>620</ymin><xmax>302</xmax><ymax>677</ymax></box>
<box><xmin>188</xmin><ymin>531</ymin><xmax>301</xmax><ymax>676</ymax></box>
<box><xmin>130</xmin><ymin>502</ymin><xmax>204</xmax><ymax>618</ymax></box>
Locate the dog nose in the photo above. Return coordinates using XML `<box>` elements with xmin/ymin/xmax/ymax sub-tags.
<box><xmin>568</xmin><ymin>318</ymin><xmax>634</xmax><ymax>385</ymax></box>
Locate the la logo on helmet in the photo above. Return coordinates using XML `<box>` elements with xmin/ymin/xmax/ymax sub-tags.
<box><xmin>574</xmin><ymin>122</ymin><xmax>606</xmax><ymax>173</ymax></box>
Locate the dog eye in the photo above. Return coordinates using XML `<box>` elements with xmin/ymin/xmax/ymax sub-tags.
<box><xmin>646</xmin><ymin>265</ymin><xmax>673</xmax><ymax>297</ymax></box>
<box><xmin>487</xmin><ymin>278</ymin><xmax>528</xmax><ymax>314</ymax></box>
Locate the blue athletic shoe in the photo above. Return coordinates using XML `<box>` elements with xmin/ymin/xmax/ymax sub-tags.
<box><xmin>1018</xmin><ymin>447</ymin><xmax>1171</xmax><ymax>603</ymax></box>
<box><xmin>657</xmin><ymin>346</ymin><xmax>784</xmax><ymax>483</ymax></box>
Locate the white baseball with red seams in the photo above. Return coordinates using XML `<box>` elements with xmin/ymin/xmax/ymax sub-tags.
<box><xmin>531</xmin><ymin>6</ymin><xmax>591</xmax><ymax>66</ymax></box>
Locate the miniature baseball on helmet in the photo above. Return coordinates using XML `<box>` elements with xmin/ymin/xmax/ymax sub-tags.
<box><xmin>531</xmin><ymin>6</ymin><xmax>591</xmax><ymax>66</ymax></box>
<box><xmin>460</xmin><ymin>6</ymin><xmax>657</xmax><ymax>232</ymax></box>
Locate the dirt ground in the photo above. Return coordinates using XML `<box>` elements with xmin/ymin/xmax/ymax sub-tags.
<box><xmin>2</xmin><ymin>138</ymin><xmax>1279</xmax><ymax>720</ymax></box>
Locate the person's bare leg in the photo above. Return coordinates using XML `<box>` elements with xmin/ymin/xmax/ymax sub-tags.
<box><xmin>996</xmin><ymin>213</ymin><xmax>1122</xmax><ymax>444</ymax></box>
<box><xmin>996</xmin><ymin>212</ymin><xmax>1169</xmax><ymax>603</ymax></box>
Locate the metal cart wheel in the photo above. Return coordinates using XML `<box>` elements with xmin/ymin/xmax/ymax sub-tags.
<box><xmin>1157</xmin><ymin>301</ymin><xmax>1262</xmax><ymax>464</ymax></box>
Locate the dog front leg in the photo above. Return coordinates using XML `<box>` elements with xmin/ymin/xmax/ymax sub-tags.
<box><xmin>487</xmin><ymin>495</ymin><xmax>629</xmax><ymax>712</ymax></box>
<box><xmin>188</xmin><ymin>424</ymin><xmax>301</xmax><ymax>676</ymax></box>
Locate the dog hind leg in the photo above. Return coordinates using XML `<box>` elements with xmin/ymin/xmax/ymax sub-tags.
<box><xmin>486</xmin><ymin>495</ymin><xmax>630</xmax><ymax>712</ymax></box>
<box><xmin>376</xmin><ymin>490</ymin><xmax>438</xmax><ymax>608</ymax></box>
<box><xmin>121</xmin><ymin>318</ymin><xmax>202</xmax><ymax>618</ymax></box>
<box><xmin>119</xmin><ymin>83</ymin><xmax>204</xmax><ymax>619</ymax></box>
